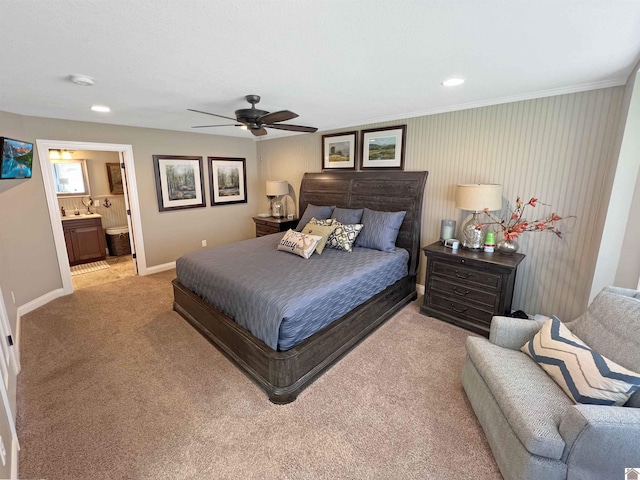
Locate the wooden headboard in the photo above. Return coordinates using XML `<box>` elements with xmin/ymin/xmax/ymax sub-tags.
<box><xmin>299</xmin><ymin>171</ymin><xmax>428</xmax><ymax>276</ymax></box>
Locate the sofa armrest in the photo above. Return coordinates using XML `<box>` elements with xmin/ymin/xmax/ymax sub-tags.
<box><xmin>488</xmin><ymin>316</ymin><xmax>543</xmax><ymax>350</ymax></box>
<box><xmin>559</xmin><ymin>405</ymin><xmax>640</xmax><ymax>478</ymax></box>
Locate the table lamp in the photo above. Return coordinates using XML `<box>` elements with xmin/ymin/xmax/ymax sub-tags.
<box><xmin>266</xmin><ymin>180</ymin><xmax>288</xmax><ymax>218</ymax></box>
<box><xmin>455</xmin><ymin>184</ymin><xmax>502</xmax><ymax>249</ymax></box>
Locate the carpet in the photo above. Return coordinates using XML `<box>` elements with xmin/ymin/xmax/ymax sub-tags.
<box><xmin>69</xmin><ymin>260</ymin><xmax>110</xmax><ymax>276</ymax></box>
<box><xmin>17</xmin><ymin>270</ymin><xmax>502</xmax><ymax>480</ymax></box>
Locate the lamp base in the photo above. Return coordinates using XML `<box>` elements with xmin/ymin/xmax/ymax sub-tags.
<box><xmin>461</xmin><ymin>212</ymin><xmax>483</xmax><ymax>249</ymax></box>
<box><xmin>271</xmin><ymin>199</ymin><xmax>285</xmax><ymax>218</ymax></box>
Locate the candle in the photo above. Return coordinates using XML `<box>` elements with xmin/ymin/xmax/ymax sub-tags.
<box><xmin>440</xmin><ymin>219</ymin><xmax>456</xmax><ymax>241</ymax></box>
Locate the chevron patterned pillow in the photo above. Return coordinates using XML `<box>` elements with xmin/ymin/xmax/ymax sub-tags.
<box><xmin>521</xmin><ymin>316</ymin><xmax>640</xmax><ymax>406</ymax></box>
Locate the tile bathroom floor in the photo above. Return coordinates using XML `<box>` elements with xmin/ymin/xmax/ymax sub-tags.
<box><xmin>72</xmin><ymin>255</ymin><xmax>136</xmax><ymax>290</ymax></box>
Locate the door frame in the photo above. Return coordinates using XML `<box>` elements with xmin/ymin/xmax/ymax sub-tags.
<box><xmin>36</xmin><ymin>140</ymin><xmax>147</xmax><ymax>295</ymax></box>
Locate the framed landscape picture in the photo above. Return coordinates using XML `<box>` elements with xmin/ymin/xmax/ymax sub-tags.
<box><xmin>106</xmin><ymin>162</ymin><xmax>124</xmax><ymax>194</ymax></box>
<box><xmin>153</xmin><ymin>155</ymin><xmax>205</xmax><ymax>211</ymax></box>
<box><xmin>209</xmin><ymin>157</ymin><xmax>247</xmax><ymax>206</ymax></box>
<box><xmin>360</xmin><ymin>125</ymin><xmax>407</xmax><ymax>170</ymax></box>
<box><xmin>322</xmin><ymin>131</ymin><xmax>357</xmax><ymax>170</ymax></box>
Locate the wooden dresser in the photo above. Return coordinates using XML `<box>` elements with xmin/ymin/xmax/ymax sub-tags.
<box><xmin>420</xmin><ymin>241</ymin><xmax>525</xmax><ymax>337</ymax></box>
<box><xmin>252</xmin><ymin>216</ymin><xmax>298</xmax><ymax>237</ymax></box>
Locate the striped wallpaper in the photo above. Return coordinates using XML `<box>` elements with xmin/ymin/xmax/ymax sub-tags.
<box><xmin>257</xmin><ymin>88</ymin><xmax>625</xmax><ymax>321</ymax></box>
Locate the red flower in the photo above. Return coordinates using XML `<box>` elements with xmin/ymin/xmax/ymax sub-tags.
<box><xmin>536</xmin><ymin>221</ymin><xmax>546</xmax><ymax>230</ymax></box>
<box><xmin>528</xmin><ymin>197</ymin><xmax>538</xmax><ymax>207</ymax></box>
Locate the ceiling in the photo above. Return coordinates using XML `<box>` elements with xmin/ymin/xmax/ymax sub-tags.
<box><xmin>2</xmin><ymin>0</ymin><xmax>640</xmax><ymax>139</ymax></box>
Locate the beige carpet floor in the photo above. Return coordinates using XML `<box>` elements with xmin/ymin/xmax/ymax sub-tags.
<box><xmin>18</xmin><ymin>270</ymin><xmax>502</xmax><ymax>480</ymax></box>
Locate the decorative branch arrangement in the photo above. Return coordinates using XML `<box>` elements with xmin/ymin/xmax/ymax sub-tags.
<box><xmin>482</xmin><ymin>197</ymin><xmax>574</xmax><ymax>241</ymax></box>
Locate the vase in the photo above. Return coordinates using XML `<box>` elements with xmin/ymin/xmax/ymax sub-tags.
<box><xmin>496</xmin><ymin>239</ymin><xmax>519</xmax><ymax>255</ymax></box>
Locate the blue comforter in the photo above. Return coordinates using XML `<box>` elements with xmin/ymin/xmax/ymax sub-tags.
<box><xmin>176</xmin><ymin>233</ymin><xmax>408</xmax><ymax>350</ymax></box>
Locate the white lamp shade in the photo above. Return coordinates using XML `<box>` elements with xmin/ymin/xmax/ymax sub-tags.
<box><xmin>266</xmin><ymin>180</ymin><xmax>288</xmax><ymax>196</ymax></box>
<box><xmin>456</xmin><ymin>184</ymin><xmax>502</xmax><ymax>211</ymax></box>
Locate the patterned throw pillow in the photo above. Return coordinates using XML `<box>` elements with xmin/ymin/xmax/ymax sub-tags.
<box><xmin>301</xmin><ymin>218</ymin><xmax>338</xmax><ymax>254</ymax></box>
<box><xmin>521</xmin><ymin>316</ymin><xmax>640</xmax><ymax>406</ymax></box>
<box><xmin>324</xmin><ymin>221</ymin><xmax>364</xmax><ymax>252</ymax></box>
<box><xmin>277</xmin><ymin>229</ymin><xmax>323</xmax><ymax>259</ymax></box>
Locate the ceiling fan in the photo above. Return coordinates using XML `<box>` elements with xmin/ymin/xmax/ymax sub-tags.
<box><xmin>189</xmin><ymin>95</ymin><xmax>318</xmax><ymax>137</ymax></box>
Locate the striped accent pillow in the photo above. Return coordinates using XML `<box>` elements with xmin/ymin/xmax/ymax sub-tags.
<box><xmin>521</xmin><ymin>316</ymin><xmax>640</xmax><ymax>406</ymax></box>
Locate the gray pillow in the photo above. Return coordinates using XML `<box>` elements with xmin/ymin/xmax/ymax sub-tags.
<box><xmin>355</xmin><ymin>208</ymin><xmax>406</xmax><ymax>252</ymax></box>
<box><xmin>331</xmin><ymin>207</ymin><xmax>364</xmax><ymax>225</ymax></box>
<box><xmin>296</xmin><ymin>204</ymin><xmax>335</xmax><ymax>231</ymax></box>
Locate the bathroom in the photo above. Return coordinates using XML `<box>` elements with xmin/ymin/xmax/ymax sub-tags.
<box><xmin>51</xmin><ymin>149</ymin><xmax>134</xmax><ymax>288</ymax></box>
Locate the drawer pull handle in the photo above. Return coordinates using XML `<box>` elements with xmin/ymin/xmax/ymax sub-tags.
<box><xmin>454</xmin><ymin>270</ymin><xmax>470</xmax><ymax>279</ymax></box>
<box><xmin>453</xmin><ymin>287</ymin><xmax>469</xmax><ymax>296</ymax></box>
<box><xmin>450</xmin><ymin>304</ymin><xmax>468</xmax><ymax>313</ymax></box>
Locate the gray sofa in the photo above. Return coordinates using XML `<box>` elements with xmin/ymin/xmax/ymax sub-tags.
<box><xmin>462</xmin><ymin>286</ymin><xmax>640</xmax><ymax>480</ymax></box>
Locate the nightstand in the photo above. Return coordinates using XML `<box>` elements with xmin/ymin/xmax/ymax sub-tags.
<box><xmin>420</xmin><ymin>241</ymin><xmax>525</xmax><ymax>337</ymax></box>
<box><xmin>252</xmin><ymin>216</ymin><xmax>299</xmax><ymax>237</ymax></box>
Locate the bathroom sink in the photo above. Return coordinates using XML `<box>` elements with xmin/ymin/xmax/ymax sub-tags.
<box><xmin>62</xmin><ymin>213</ymin><xmax>102</xmax><ymax>221</ymax></box>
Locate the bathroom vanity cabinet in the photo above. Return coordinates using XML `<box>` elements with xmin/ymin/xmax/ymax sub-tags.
<box><xmin>62</xmin><ymin>215</ymin><xmax>107</xmax><ymax>266</ymax></box>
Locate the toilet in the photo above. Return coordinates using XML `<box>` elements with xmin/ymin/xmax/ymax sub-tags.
<box><xmin>105</xmin><ymin>226</ymin><xmax>131</xmax><ymax>256</ymax></box>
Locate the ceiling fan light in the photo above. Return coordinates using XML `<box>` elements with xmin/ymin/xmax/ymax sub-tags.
<box><xmin>240</xmin><ymin>125</ymin><xmax>248</xmax><ymax>130</ymax></box>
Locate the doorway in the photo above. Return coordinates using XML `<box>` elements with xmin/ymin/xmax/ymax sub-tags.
<box><xmin>36</xmin><ymin>140</ymin><xmax>147</xmax><ymax>295</ymax></box>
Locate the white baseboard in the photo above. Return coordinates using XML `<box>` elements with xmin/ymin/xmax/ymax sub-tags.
<box><xmin>416</xmin><ymin>283</ymin><xmax>425</xmax><ymax>296</ymax></box>
<box><xmin>16</xmin><ymin>288</ymin><xmax>65</xmax><ymax>361</ymax></box>
<box><xmin>10</xmin><ymin>436</ymin><xmax>18</xmax><ymax>480</ymax></box>
<box><xmin>143</xmin><ymin>261</ymin><xmax>176</xmax><ymax>276</ymax></box>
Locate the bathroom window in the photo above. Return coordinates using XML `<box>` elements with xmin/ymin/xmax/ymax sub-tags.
<box><xmin>52</xmin><ymin>159</ymin><xmax>91</xmax><ymax>196</ymax></box>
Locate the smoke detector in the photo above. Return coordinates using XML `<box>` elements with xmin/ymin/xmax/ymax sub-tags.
<box><xmin>68</xmin><ymin>74</ymin><xmax>95</xmax><ymax>86</ymax></box>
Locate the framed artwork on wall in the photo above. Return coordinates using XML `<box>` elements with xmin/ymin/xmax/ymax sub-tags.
<box><xmin>322</xmin><ymin>131</ymin><xmax>357</xmax><ymax>170</ymax></box>
<box><xmin>208</xmin><ymin>157</ymin><xmax>247</xmax><ymax>206</ymax></box>
<box><xmin>153</xmin><ymin>155</ymin><xmax>206</xmax><ymax>211</ymax></box>
<box><xmin>106</xmin><ymin>162</ymin><xmax>124</xmax><ymax>194</ymax></box>
<box><xmin>360</xmin><ymin>125</ymin><xmax>407</xmax><ymax>170</ymax></box>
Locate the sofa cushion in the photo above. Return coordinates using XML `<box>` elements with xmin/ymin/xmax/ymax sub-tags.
<box><xmin>565</xmin><ymin>288</ymin><xmax>640</xmax><ymax>408</ymax></box>
<box><xmin>565</xmin><ymin>289</ymin><xmax>640</xmax><ymax>372</ymax></box>
<box><xmin>466</xmin><ymin>336</ymin><xmax>573</xmax><ymax>460</ymax></box>
<box><xmin>521</xmin><ymin>317</ymin><xmax>640</xmax><ymax>406</ymax></box>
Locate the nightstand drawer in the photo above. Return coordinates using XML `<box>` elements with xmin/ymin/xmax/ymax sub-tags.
<box><xmin>432</xmin><ymin>262</ymin><xmax>502</xmax><ymax>290</ymax></box>
<box><xmin>429</xmin><ymin>293</ymin><xmax>494</xmax><ymax>326</ymax></box>
<box><xmin>429</xmin><ymin>278</ymin><xmax>498</xmax><ymax>308</ymax></box>
<box><xmin>257</xmin><ymin>224</ymin><xmax>280</xmax><ymax>236</ymax></box>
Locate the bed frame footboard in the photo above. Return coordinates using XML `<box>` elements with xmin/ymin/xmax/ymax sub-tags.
<box><xmin>172</xmin><ymin>275</ymin><xmax>416</xmax><ymax>404</ymax></box>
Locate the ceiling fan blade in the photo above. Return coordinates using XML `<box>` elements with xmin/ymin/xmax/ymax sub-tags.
<box><xmin>187</xmin><ymin>109</ymin><xmax>239</xmax><ymax>122</ymax></box>
<box><xmin>191</xmin><ymin>124</ymin><xmax>241</xmax><ymax>128</ymax></box>
<box><xmin>258</xmin><ymin>110</ymin><xmax>298</xmax><ymax>124</ymax></box>
<box><xmin>251</xmin><ymin>127</ymin><xmax>268</xmax><ymax>137</ymax></box>
<box><xmin>266</xmin><ymin>124</ymin><xmax>318</xmax><ymax>133</ymax></box>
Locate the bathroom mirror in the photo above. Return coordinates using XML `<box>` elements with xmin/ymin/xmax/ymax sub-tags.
<box><xmin>51</xmin><ymin>159</ymin><xmax>91</xmax><ymax>196</ymax></box>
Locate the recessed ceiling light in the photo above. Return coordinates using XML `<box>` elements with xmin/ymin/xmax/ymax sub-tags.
<box><xmin>91</xmin><ymin>105</ymin><xmax>111</xmax><ymax>113</ymax></box>
<box><xmin>69</xmin><ymin>74</ymin><xmax>95</xmax><ymax>86</ymax></box>
<box><xmin>442</xmin><ymin>78</ymin><xmax>465</xmax><ymax>87</ymax></box>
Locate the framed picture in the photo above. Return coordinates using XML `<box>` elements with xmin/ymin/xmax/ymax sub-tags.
<box><xmin>153</xmin><ymin>155</ymin><xmax>205</xmax><ymax>212</ymax></box>
<box><xmin>360</xmin><ymin>125</ymin><xmax>407</xmax><ymax>170</ymax></box>
<box><xmin>322</xmin><ymin>131</ymin><xmax>357</xmax><ymax>170</ymax></box>
<box><xmin>208</xmin><ymin>157</ymin><xmax>247</xmax><ymax>206</ymax></box>
<box><xmin>1</xmin><ymin>137</ymin><xmax>33</xmax><ymax>179</ymax></box>
<box><xmin>106</xmin><ymin>162</ymin><xmax>124</xmax><ymax>194</ymax></box>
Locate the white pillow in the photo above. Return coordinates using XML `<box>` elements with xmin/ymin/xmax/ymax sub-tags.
<box><xmin>521</xmin><ymin>316</ymin><xmax>640</xmax><ymax>406</ymax></box>
<box><xmin>277</xmin><ymin>229</ymin><xmax>323</xmax><ymax>259</ymax></box>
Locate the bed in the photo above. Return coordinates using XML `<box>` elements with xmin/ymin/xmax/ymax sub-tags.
<box><xmin>172</xmin><ymin>170</ymin><xmax>428</xmax><ymax>403</ymax></box>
